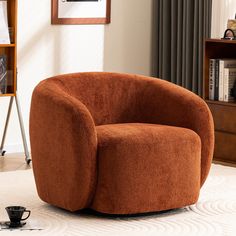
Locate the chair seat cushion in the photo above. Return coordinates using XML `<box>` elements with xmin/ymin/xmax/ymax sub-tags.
<box><xmin>91</xmin><ymin>123</ymin><xmax>201</xmax><ymax>214</ymax></box>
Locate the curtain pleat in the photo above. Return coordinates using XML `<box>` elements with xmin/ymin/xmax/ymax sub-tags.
<box><xmin>156</xmin><ymin>0</ymin><xmax>212</xmax><ymax>96</ymax></box>
<box><xmin>176</xmin><ymin>0</ymin><xmax>183</xmax><ymax>85</ymax></box>
<box><xmin>171</xmin><ymin>0</ymin><xmax>177</xmax><ymax>84</ymax></box>
<box><xmin>192</xmin><ymin>0</ymin><xmax>198</xmax><ymax>93</ymax></box>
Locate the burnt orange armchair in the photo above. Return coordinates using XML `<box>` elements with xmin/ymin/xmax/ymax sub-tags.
<box><xmin>30</xmin><ymin>72</ymin><xmax>214</xmax><ymax>214</ymax></box>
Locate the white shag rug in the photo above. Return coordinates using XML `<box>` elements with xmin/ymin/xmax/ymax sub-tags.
<box><xmin>0</xmin><ymin>164</ymin><xmax>236</xmax><ymax>236</ymax></box>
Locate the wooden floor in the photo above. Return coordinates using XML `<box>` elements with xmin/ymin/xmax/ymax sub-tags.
<box><xmin>0</xmin><ymin>153</ymin><xmax>31</xmax><ymax>172</ymax></box>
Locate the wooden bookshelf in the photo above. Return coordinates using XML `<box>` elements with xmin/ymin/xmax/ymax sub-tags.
<box><xmin>0</xmin><ymin>0</ymin><xmax>30</xmax><ymax>163</ymax></box>
<box><xmin>0</xmin><ymin>0</ymin><xmax>17</xmax><ymax>96</ymax></box>
<box><xmin>204</xmin><ymin>39</ymin><xmax>236</xmax><ymax>164</ymax></box>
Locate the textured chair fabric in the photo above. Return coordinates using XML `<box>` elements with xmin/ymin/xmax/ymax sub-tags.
<box><xmin>30</xmin><ymin>72</ymin><xmax>214</xmax><ymax>214</ymax></box>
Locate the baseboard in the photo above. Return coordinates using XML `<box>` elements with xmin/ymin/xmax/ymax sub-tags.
<box><xmin>213</xmin><ymin>159</ymin><xmax>236</xmax><ymax>167</ymax></box>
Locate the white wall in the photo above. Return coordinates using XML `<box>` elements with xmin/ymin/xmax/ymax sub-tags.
<box><xmin>0</xmin><ymin>0</ymin><xmax>153</xmax><ymax>153</ymax></box>
<box><xmin>103</xmin><ymin>0</ymin><xmax>153</xmax><ymax>75</ymax></box>
<box><xmin>0</xmin><ymin>0</ymin><xmax>105</xmax><ymax>153</ymax></box>
<box><xmin>211</xmin><ymin>0</ymin><xmax>236</xmax><ymax>38</ymax></box>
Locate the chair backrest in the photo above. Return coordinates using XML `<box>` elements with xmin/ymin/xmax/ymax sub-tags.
<box><xmin>45</xmin><ymin>72</ymin><xmax>148</xmax><ymax>125</ymax></box>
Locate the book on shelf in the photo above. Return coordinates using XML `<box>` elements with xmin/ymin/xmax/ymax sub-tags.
<box><xmin>223</xmin><ymin>68</ymin><xmax>236</xmax><ymax>102</ymax></box>
<box><xmin>0</xmin><ymin>54</ymin><xmax>7</xmax><ymax>94</ymax></box>
<box><xmin>209</xmin><ymin>59</ymin><xmax>215</xmax><ymax>100</ymax></box>
<box><xmin>209</xmin><ymin>58</ymin><xmax>236</xmax><ymax>102</ymax></box>
<box><xmin>209</xmin><ymin>59</ymin><xmax>219</xmax><ymax>100</ymax></box>
<box><xmin>215</xmin><ymin>59</ymin><xmax>219</xmax><ymax>100</ymax></box>
<box><xmin>0</xmin><ymin>0</ymin><xmax>10</xmax><ymax>44</ymax></box>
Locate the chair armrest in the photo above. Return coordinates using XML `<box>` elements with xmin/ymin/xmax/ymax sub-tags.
<box><xmin>30</xmin><ymin>80</ymin><xmax>97</xmax><ymax>211</ymax></box>
<box><xmin>140</xmin><ymin>78</ymin><xmax>214</xmax><ymax>185</ymax></box>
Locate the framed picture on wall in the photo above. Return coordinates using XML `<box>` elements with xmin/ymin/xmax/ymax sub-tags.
<box><xmin>51</xmin><ymin>0</ymin><xmax>111</xmax><ymax>25</ymax></box>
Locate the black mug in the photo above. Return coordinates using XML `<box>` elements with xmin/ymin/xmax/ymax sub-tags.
<box><xmin>5</xmin><ymin>206</ymin><xmax>31</xmax><ymax>227</ymax></box>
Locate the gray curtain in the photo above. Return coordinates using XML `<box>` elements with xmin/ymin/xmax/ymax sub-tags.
<box><xmin>156</xmin><ymin>0</ymin><xmax>212</xmax><ymax>96</ymax></box>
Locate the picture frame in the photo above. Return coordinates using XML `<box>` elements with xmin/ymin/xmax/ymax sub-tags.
<box><xmin>51</xmin><ymin>0</ymin><xmax>111</xmax><ymax>25</ymax></box>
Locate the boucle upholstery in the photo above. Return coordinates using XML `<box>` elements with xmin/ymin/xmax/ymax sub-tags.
<box><xmin>30</xmin><ymin>72</ymin><xmax>214</xmax><ymax>214</ymax></box>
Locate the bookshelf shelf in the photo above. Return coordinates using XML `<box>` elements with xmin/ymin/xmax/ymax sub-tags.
<box><xmin>0</xmin><ymin>0</ymin><xmax>30</xmax><ymax>164</ymax></box>
<box><xmin>204</xmin><ymin>39</ymin><xmax>236</xmax><ymax>164</ymax></box>
<box><xmin>0</xmin><ymin>93</ymin><xmax>15</xmax><ymax>97</ymax></box>
<box><xmin>0</xmin><ymin>44</ymin><xmax>16</xmax><ymax>48</ymax></box>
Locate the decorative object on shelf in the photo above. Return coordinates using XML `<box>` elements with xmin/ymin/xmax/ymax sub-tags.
<box><xmin>51</xmin><ymin>0</ymin><xmax>111</xmax><ymax>25</ymax></box>
<box><xmin>227</xmin><ymin>14</ymin><xmax>236</xmax><ymax>36</ymax></box>
<box><xmin>221</xmin><ymin>15</ymin><xmax>236</xmax><ymax>40</ymax></box>
<box><xmin>0</xmin><ymin>0</ymin><xmax>10</xmax><ymax>44</ymax></box>
<box><xmin>0</xmin><ymin>55</ymin><xmax>7</xmax><ymax>94</ymax></box>
<box><xmin>222</xmin><ymin>28</ymin><xmax>236</xmax><ymax>40</ymax></box>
